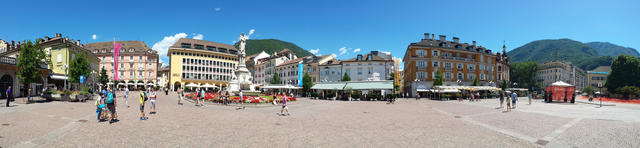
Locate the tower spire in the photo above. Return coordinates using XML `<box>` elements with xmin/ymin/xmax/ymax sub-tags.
<box><xmin>502</xmin><ymin>40</ymin><xmax>507</xmax><ymax>56</ymax></box>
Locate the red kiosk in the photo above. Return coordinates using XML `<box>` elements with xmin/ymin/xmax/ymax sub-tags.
<box><xmin>546</xmin><ymin>81</ymin><xmax>575</xmax><ymax>103</ymax></box>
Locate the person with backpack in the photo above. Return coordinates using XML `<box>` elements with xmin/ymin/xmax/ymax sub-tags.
<box><xmin>95</xmin><ymin>92</ymin><xmax>103</xmax><ymax>121</ymax></box>
<box><xmin>139</xmin><ymin>88</ymin><xmax>148</xmax><ymax>120</ymax></box>
<box><xmin>106</xmin><ymin>88</ymin><xmax>118</xmax><ymax>124</ymax></box>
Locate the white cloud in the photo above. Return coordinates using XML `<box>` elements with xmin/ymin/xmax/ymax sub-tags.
<box><xmin>92</xmin><ymin>34</ymin><xmax>97</xmax><ymax>40</ymax></box>
<box><xmin>249</xmin><ymin>29</ymin><xmax>255</xmax><ymax>35</ymax></box>
<box><xmin>338</xmin><ymin>47</ymin><xmax>348</xmax><ymax>55</ymax></box>
<box><xmin>152</xmin><ymin>33</ymin><xmax>188</xmax><ymax>56</ymax></box>
<box><xmin>309</xmin><ymin>49</ymin><xmax>320</xmax><ymax>55</ymax></box>
<box><xmin>353</xmin><ymin>48</ymin><xmax>361</xmax><ymax>53</ymax></box>
<box><xmin>193</xmin><ymin>34</ymin><xmax>204</xmax><ymax>40</ymax></box>
<box><xmin>159</xmin><ymin>58</ymin><xmax>168</xmax><ymax>67</ymax></box>
<box><xmin>215</xmin><ymin>8</ymin><xmax>221</xmax><ymax>11</ymax></box>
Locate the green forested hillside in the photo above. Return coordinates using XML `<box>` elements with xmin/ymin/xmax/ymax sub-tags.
<box><xmin>586</xmin><ymin>42</ymin><xmax>639</xmax><ymax>57</ymax></box>
<box><xmin>234</xmin><ymin>39</ymin><xmax>312</xmax><ymax>57</ymax></box>
<box><xmin>507</xmin><ymin>39</ymin><xmax>625</xmax><ymax>70</ymax></box>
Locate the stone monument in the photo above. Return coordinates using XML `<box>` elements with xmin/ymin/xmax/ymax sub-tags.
<box><xmin>228</xmin><ymin>33</ymin><xmax>259</xmax><ymax>95</ymax></box>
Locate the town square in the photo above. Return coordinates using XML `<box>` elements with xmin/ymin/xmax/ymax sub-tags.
<box><xmin>1</xmin><ymin>0</ymin><xmax>640</xmax><ymax>147</ymax></box>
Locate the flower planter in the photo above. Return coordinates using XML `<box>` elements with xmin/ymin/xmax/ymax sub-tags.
<box><xmin>51</xmin><ymin>94</ymin><xmax>62</xmax><ymax>101</ymax></box>
<box><xmin>69</xmin><ymin>94</ymin><xmax>79</xmax><ymax>102</ymax></box>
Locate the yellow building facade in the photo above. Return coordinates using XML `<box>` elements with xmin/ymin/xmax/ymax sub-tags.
<box><xmin>168</xmin><ymin>38</ymin><xmax>239</xmax><ymax>91</ymax></box>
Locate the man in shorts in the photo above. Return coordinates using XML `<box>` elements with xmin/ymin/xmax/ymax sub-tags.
<box><xmin>124</xmin><ymin>87</ymin><xmax>129</xmax><ymax>108</ymax></box>
<box><xmin>139</xmin><ymin>88</ymin><xmax>147</xmax><ymax>120</ymax></box>
<box><xmin>106</xmin><ymin>88</ymin><xmax>118</xmax><ymax>124</ymax></box>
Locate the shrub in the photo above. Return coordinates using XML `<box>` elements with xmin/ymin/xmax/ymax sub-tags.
<box><xmin>351</xmin><ymin>91</ymin><xmax>361</xmax><ymax>99</ymax></box>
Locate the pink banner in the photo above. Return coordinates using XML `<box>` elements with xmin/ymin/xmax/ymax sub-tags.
<box><xmin>113</xmin><ymin>42</ymin><xmax>121</xmax><ymax>81</ymax></box>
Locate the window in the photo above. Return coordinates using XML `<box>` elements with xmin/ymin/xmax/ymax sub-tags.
<box><xmin>57</xmin><ymin>54</ymin><xmax>62</xmax><ymax>63</ymax></box>
<box><xmin>488</xmin><ymin>66</ymin><xmax>493</xmax><ymax>72</ymax></box>
<box><xmin>445</xmin><ymin>72</ymin><xmax>453</xmax><ymax>79</ymax></box>
<box><xmin>457</xmin><ymin>63</ymin><xmax>463</xmax><ymax>70</ymax></box>
<box><xmin>432</xmin><ymin>61</ymin><xmax>439</xmax><ymax>67</ymax></box>
<box><xmin>417</xmin><ymin>50</ymin><xmax>425</xmax><ymax>57</ymax></box>
<box><xmin>457</xmin><ymin>72</ymin><xmax>464</xmax><ymax>80</ymax></box>
<box><xmin>481</xmin><ymin>74</ymin><xmax>485</xmax><ymax>80</ymax></box>
<box><xmin>345</xmin><ymin>69</ymin><xmax>350</xmax><ymax>75</ymax></box>
<box><xmin>432</xmin><ymin>50</ymin><xmax>439</xmax><ymax>57</ymax></box>
<box><xmin>181</xmin><ymin>43</ymin><xmax>191</xmax><ymax>48</ymax></box>
<box><xmin>480</xmin><ymin>64</ymin><xmax>484</xmax><ymax>71</ymax></box>
<box><xmin>368</xmin><ymin>67</ymin><xmax>373</xmax><ymax>74</ymax></box>
<box><xmin>417</xmin><ymin>72</ymin><xmax>425</xmax><ymax>79</ymax></box>
<box><xmin>443</xmin><ymin>52</ymin><xmax>451</xmax><ymax>57</ymax></box>
<box><xmin>130</xmin><ymin>63</ymin><xmax>133</xmax><ymax>68</ymax></box>
<box><xmin>139</xmin><ymin>56</ymin><xmax>142</xmax><ymax>60</ymax></box>
<box><xmin>417</xmin><ymin>61</ymin><xmax>426</xmax><ymax>68</ymax></box>
<box><xmin>444</xmin><ymin>62</ymin><xmax>452</xmax><ymax>69</ymax></box>
<box><xmin>468</xmin><ymin>74</ymin><xmax>475</xmax><ymax>80</ymax></box>
<box><xmin>207</xmin><ymin>46</ymin><xmax>216</xmax><ymax>51</ymax></box>
<box><xmin>194</xmin><ymin>44</ymin><xmax>204</xmax><ymax>49</ymax></box>
<box><xmin>218</xmin><ymin>48</ymin><xmax>227</xmax><ymax>53</ymax></box>
<box><xmin>468</xmin><ymin>64</ymin><xmax>475</xmax><ymax>71</ymax></box>
<box><xmin>357</xmin><ymin>68</ymin><xmax>362</xmax><ymax>75</ymax></box>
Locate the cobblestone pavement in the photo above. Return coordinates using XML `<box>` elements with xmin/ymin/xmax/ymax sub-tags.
<box><xmin>1</xmin><ymin>93</ymin><xmax>638</xmax><ymax>148</ymax></box>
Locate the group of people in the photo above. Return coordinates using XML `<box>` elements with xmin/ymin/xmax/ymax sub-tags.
<box><xmin>95</xmin><ymin>87</ymin><xmax>159</xmax><ymax>122</ymax></box>
<box><xmin>499</xmin><ymin>91</ymin><xmax>519</xmax><ymax>112</ymax></box>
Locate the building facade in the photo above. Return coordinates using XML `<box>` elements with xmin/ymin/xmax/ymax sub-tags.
<box><xmin>168</xmin><ymin>38</ymin><xmax>239</xmax><ymax>91</ymax></box>
<box><xmin>318</xmin><ymin>58</ymin><xmax>342</xmax><ymax>83</ymax></box>
<box><xmin>586</xmin><ymin>66</ymin><xmax>610</xmax><ymax>92</ymax></box>
<box><xmin>303</xmin><ymin>55</ymin><xmax>335</xmax><ymax>83</ymax></box>
<box><xmin>536</xmin><ymin>61</ymin><xmax>586</xmax><ymax>91</ymax></box>
<box><xmin>157</xmin><ymin>67</ymin><xmax>170</xmax><ymax>88</ymax></box>
<box><xmin>86</xmin><ymin>41</ymin><xmax>159</xmax><ymax>89</ymax></box>
<box><xmin>0</xmin><ymin>40</ymin><xmax>50</xmax><ymax>98</ymax></box>
<box><xmin>342</xmin><ymin>51</ymin><xmax>394</xmax><ymax>82</ymax></box>
<box><xmin>246</xmin><ymin>51</ymin><xmax>270</xmax><ymax>84</ymax></box>
<box><xmin>274</xmin><ymin>57</ymin><xmax>305</xmax><ymax>85</ymax></box>
<box><xmin>40</xmin><ymin>33</ymin><xmax>100</xmax><ymax>90</ymax></box>
<box><xmin>403</xmin><ymin>33</ymin><xmax>509</xmax><ymax>97</ymax></box>
<box><xmin>253</xmin><ymin>49</ymin><xmax>296</xmax><ymax>85</ymax></box>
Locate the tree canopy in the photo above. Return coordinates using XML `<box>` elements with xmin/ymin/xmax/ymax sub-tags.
<box><xmin>509</xmin><ymin>62</ymin><xmax>539</xmax><ymax>90</ymax></box>
<box><xmin>17</xmin><ymin>39</ymin><xmax>46</xmax><ymax>89</ymax></box>
<box><xmin>342</xmin><ymin>73</ymin><xmax>351</xmax><ymax>81</ymax></box>
<box><xmin>606</xmin><ymin>55</ymin><xmax>640</xmax><ymax>94</ymax></box>
<box><xmin>472</xmin><ymin>77</ymin><xmax>479</xmax><ymax>86</ymax></box>
<box><xmin>98</xmin><ymin>66</ymin><xmax>109</xmax><ymax>86</ymax></box>
<box><xmin>433</xmin><ymin>70</ymin><xmax>443</xmax><ymax>86</ymax></box>
<box><xmin>68</xmin><ymin>54</ymin><xmax>91</xmax><ymax>84</ymax></box>
<box><xmin>270</xmin><ymin>72</ymin><xmax>281</xmax><ymax>84</ymax></box>
<box><xmin>302</xmin><ymin>73</ymin><xmax>312</xmax><ymax>92</ymax></box>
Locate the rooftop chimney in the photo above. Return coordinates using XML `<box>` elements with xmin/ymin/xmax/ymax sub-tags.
<box><xmin>424</xmin><ymin>33</ymin><xmax>430</xmax><ymax>39</ymax></box>
<box><xmin>472</xmin><ymin>41</ymin><xmax>476</xmax><ymax>46</ymax></box>
<box><xmin>44</xmin><ymin>36</ymin><xmax>49</xmax><ymax>41</ymax></box>
<box><xmin>77</xmin><ymin>40</ymin><xmax>81</xmax><ymax>46</ymax></box>
<box><xmin>432</xmin><ymin>34</ymin><xmax>435</xmax><ymax>39</ymax></box>
<box><xmin>439</xmin><ymin>35</ymin><xmax>446</xmax><ymax>41</ymax></box>
<box><xmin>65</xmin><ymin>36</ymin><xmax>69</xmax><ymax>40</ymax></box>
<box><xmin>453</xmin><ymin>37</ymin><xmax>460</xmax><ymax>43</ymax></box>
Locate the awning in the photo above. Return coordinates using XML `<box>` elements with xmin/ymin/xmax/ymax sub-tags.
<box><xmin>185</xmin><ymin>83</ymin><xmax>200</xmax><ymax>87</ymax></box>
<box><xmin>201</xmin><ymin>83</ymin><xmax>217</xmax><ymax>88</ymax></box>
<box><xmin>50</xmin><ymin>75</ymin><xmax>68</xmax><ymax>80</ymax></box>
<box><xmin>146</xmin><ymin>83</ymin><xmax>155</xmax><ymax>86</ymax></box>
<box><xmin>417</xmin><ymin>89</ymin><xmax>431</xmax><ymax>92</ymax></box>
<box><xmin>551</xmin><ymin>81</ymin><xmax>573</xmax><ymax>87</ymax></box>
<box><xmin>311</xmin><ymin>82</ymin><xmax>347</xmax><ymax>90</ymax></box>
<box><xmin>344</xmin><ymin>81</ymin><xmax>393</xmax><ymax>90</ymax></box>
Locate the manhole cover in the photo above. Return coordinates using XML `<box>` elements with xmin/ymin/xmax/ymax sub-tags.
<box><xmin>274</xmin><ymin>123</ymin><xmax>281</xmax><ymax>126</ymax></box>
<box><xmin>454</xmin><ymin>116</ymin><xmax>462</xmax><ymax>118</ymax></box>
<box><xmin>77</xmin><ymin>120</ymin><xmax>88</xmax><ymax>123</ymax></box>
<box><xmin>535</xmin><ymin>139</ymin><xmax>549</xmax><ymax>146</ymax></box>
<box><xmin>363</xmin><ymin>112</ymin><xmax>369</xmax><ymax>114</ymax></box>
<box><xmin>0</xmin><ymin>135</ymin><xmax>3</xmax><ymax>138</ymax></box>
<box><xmin>1</xmin><ymin>123</ymin><xmax>9</xmax><ymax>126</ymax></box>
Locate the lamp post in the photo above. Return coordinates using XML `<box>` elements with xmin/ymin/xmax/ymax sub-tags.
<box><xmin>598</xmin><ymin>82</ymin><xmax>603</xmax><ymax>107</ymax></box>
<box><xmin>62</xmin><ymin>64</ymin><xmax>69</xmax><ymax>90</ymax></box>
<box><xmin>91</xmin><ymin>71</ymin><xmax>96</xmax><ymax>94</ymax></box>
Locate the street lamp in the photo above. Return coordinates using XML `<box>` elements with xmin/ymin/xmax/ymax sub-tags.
<box><xmin>598</xmin><ymin>82</ymin><xmax>603</xmax><ymax>107</ymax></box>
<box><xmin>61</xmin><ymin>64</ymin><xmax>69</xmax><ymax>90</ymax></box>
<box><xmin>91</xmin><ymin>71</ymin><xmax>97</xmax><ymax>94</ymax></box>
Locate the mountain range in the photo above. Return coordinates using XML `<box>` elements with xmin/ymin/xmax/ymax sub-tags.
<box><xmin>507</xmin><ymin>39</ymin><xmax>639</xmax><ymax>70</ymax></box>
<box><xmin>234</xmin><ymin>39</ymin><xmax>313</xmax><ymax>57</ymax></box>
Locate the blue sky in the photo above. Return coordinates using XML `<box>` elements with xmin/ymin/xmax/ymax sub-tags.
<box><xmin>1</xmin><ymin>0</ymin><xmax>639</xmax><ymax>69</ymax></box>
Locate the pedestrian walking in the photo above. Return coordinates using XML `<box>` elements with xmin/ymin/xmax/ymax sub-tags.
<box><xmin>511</xmin><ymin>91</ymin><xmax>518</xmax><ymax>109</ymax></box>
<box><xmin>106</xmin><ymin>88</ymin><xmax>118</xmax><ymax>124</ymax></box>
<box><xmin>506</xmin><ymin>95</ymin><xmax>512</xmax><ymax>112</ymax></box>
<box><xmin>198</xmin><ymin>88</ymin><xmax>205</xmax><ymax>106</ymax></box>
<box><xmin>281</xmin><ymin>93</ymin><xmax>290</xmax><ymax>116</ymax></box>
<box><xmin>95</xmin><ymin>92</ymin><xmax>103</xmax><ymax>121</ymax></box>
<box><xmin>5</xmin><ymin>86</ymin><xmax>12</xmax><ymax>107</ymax></box>
<box><xmin>177</xmin><ymin>87</ymin><xmax>184</xmax><ymax>105</ymax></box>
<box><xmin>499</xmin><ymin>92</ymin><xmax>504</xmax><ymax>108</ymax></box>
<box><xmin>124</xmin><ymin>87</ymin><xmax>130</xmax><ymax>108</ymax></box>
<box><xmin>150</xmin><ymin>88</ymin><xmax>157</xmax><ymax>114</ymax></box>
<box><xmin>139</xmin><ymin>88</ymin><xmax>148</xmax><ymax>120</ymax></box>
<box><xmin>476</xmin><ymin>92</ymin><xmax>480</xmax><ymax>101</ymax></box>
<box><xmin>528</xmin><ymin>91</ymin><xmax>532</xmax><ymax>105</ymax></box>
<box><xmin>165</xmin><ymin>87</ymin><xmax>168</xmax><ymax>95</ymax></box>
<box><xmin>239</xmin><ymin>89</ymin><xmax>244</xmax><ymax>105</ymax></box>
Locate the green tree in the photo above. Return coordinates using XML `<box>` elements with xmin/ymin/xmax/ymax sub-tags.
<box><xmin>606</xmin><ymin>55</ymin><xmax>640</xmax><ymax>94</ymax></box>
<box><xmin>17</xmin><ymin>39</ymin><xmax>47</xmax><ymax>98</ymax></box>
<box><xmin>582</xmin><ymin>86</ymin><xmax>596</xmax><ymax>96</ymax></box>
<box><xmin>341</xmin><ymin>73</ymin><xmax>351</xmax><ymax>81</ymax></box>
<box><xmin>509</xmin><ymin>61</ymin><xmax>539</xmax><ymax>90</ymax></box>
<box><xmin>68</xmin><ymin>54</ymin><xmax>91</xmax><ymax>84</ymax></box>
<box><xmin>98</xmin><ymin>67</ymin><xmax>109</xmax><ymax>86</ymax></box>
<box><xmin>271</xmin><ymin>72</ymin><xmax>281</xmax><ymax>84</ymax></box>
<box><xmin>472</xmin><ymin>77</ymin><xmax>479</xmax><ymax>86</ymax></box>
<box><xmin>433</xmin><ymin>70</ymin><xmax>443</xmax><ymax>86</ymax></box>
<box><xmin>501</xmin><ymin>80</ymin><xmax>508</xmax><ymax>90</ymax></box>
<box><xmin>388</xmin><ymin>72</ymin><xmax>395</xmax><ymax>80</ymax></box>
<box><xmin>616</xmin><ymin>86</ymin><xmax>640</xmax><ymax>99</ymax></box>
<box><xmin>302</xmin><ymin>73</ymin><xmax>313</xmax><ymax>94</ymax></box>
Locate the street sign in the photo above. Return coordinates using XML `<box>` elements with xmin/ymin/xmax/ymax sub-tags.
<box><xmin>597</xmin><ymin>83</ymin><xmax>602</xmax><ymax>88</ymax></box>
<box><xmin>80</xmin><ymin>75</ymin><xmax>85</xmax><ymax>83</ymax></box>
